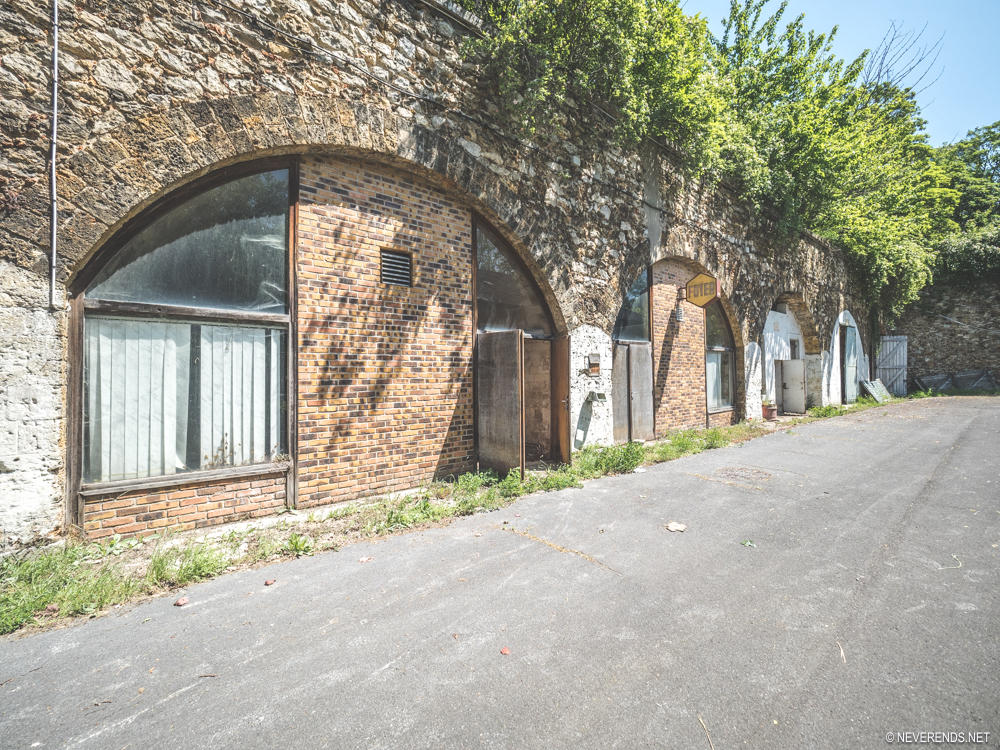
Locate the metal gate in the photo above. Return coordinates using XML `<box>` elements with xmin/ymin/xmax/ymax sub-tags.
<box><xmin>876</xmin><ymin>336</ymin><xmax>907</xmax><ymax>396</ymax></box>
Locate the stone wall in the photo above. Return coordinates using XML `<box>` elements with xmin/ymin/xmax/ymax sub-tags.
<box><xmin>891</xmin><ymin>281</ymin><xmax>1000</xmax><ymax>389</ymax></box>
<box><xmin>0</xmin><ymin>0</ymin><xmax>868</xmax><ymax>542</ymax></box>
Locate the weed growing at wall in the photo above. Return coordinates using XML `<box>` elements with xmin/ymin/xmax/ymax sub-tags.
<box><xmin>1</xmin><ymin>404</ymin><xmax>920</xmax><ymax>635</ymax></box>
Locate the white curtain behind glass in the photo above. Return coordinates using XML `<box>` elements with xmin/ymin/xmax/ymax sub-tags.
<box><xmin>706</xmin><ymin>352</ymin><xmax>721</xmax><ymax>410</ymax></box>
<box><xmin>198</xmin><ymin>325</ymin><xmax>281</xmax><ymax>469</ymax></box>
<box><xmin>85</xmin><ymin>319</ymin><xmax>282</xmax><ymax>483</ymax></box>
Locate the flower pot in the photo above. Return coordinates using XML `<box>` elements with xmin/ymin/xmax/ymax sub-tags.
<box><xmin>762</xmin><ymin>403</ymin><xmax>778</xmax><ymax>421</ymax></box>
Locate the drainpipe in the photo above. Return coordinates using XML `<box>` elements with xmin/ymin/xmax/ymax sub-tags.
<box><xmin>49</xmin><ymin>0</ymin><xmax>59</xmax><ymax>310</ymax></box>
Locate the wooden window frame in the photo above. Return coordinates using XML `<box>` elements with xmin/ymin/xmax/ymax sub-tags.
<box><xmin>65</xmin><ymin>157</ymin><xmax>300</xmax><ymax>531</ymax></box>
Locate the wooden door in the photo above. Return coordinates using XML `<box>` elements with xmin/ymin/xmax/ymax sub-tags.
<box><xmin>628</xmin><ymin>342</ymin><xmax>655</xmax><ymax>440</ymax></box>
<box><xmin>550</xmin><ymin>335</ymin><xmax>571</xmax><ymax>465</ymax></box>
<box><xmin>612</xmin><ymin>343</ymin><xmax>630</xmax><ymax>444</ymax></box>
<box><xmin>876</xmin><ymin>335</ymin><xmax>907</xmax><ymax>396</ymax></box>
<box><xmin>477</xmin><ymin>330</ymin><xmax>524</xmax><ymax>479</ymax></box>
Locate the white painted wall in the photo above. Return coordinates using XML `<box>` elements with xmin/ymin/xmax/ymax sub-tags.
<box><xmin>569</xmin><ymin>325</ymin><xmax>614</xmax><ymax>449</ymax></box>
<box><xmin>744</xmin><ymin>342</ymin><xmax>762</xmax><ymax>422</ymax></box>
<box><xmin>761</xmin><ymin>307</ymin><xmax>804</xmax><ymax>403</ymax></box>
<box><xmin>0</xmin><ymin>262</ymin><xmax>65</xmax><ymax>546</ymax></box>
<box><xmin>822</xmin><ymin>310</ymin><xmax>870</xmax><ymax>405</ymax></box>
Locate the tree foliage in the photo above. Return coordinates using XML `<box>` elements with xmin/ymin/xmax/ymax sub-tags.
<box><xmin>461</xmin><ymin>0</ymin><xmax>989</xmax><ymax>320</ymax></box>
<box><xmin>464</xmin><ymin>0</ymin><xmax>725</xmax><ymax>172</ymax></box>
<box><xmin>931</xmin><ymin>120</ymin><xmax>1000</xmax><ymax>281</ymax></box>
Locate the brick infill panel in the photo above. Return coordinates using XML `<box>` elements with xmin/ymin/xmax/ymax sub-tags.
<box><xmin>83</xmin><ymin>472</ymin><xmax>287</xmax><ymax>540</ymax></box>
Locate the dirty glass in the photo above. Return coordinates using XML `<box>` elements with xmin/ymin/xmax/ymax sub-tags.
<box><xmin>706</xmin><ymin>350</ymin><xmax>733</xmax><ymax>409</ymax></box>
<box><xmin>705</xmin><ymin>301</ymin><xmax>734</xmax><ymax>349</ymax></box>
<box><xmin>83</xmin><ymin>318</ymin><xmax>286</xmax><ymax>483</ymax></box>
<box><xmin>87</xmin><ymin>170</ymin><xmax>289</xmax><ymax>313</ymax></box>
<box><xmin>476</xmin><ymin>224</ymin><xmax>552</xmax><ymax>337</ymax></box>
<box><xmin>613</xmin><ymin>268</ymin><xmax>649</xmax><ymax>341</ymax></box>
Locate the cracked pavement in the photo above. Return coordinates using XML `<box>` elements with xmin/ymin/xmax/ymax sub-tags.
<box><xmin>2</xmin><ymin>397</ymin><xmax>999</xmax><ymax>749</ymax></box>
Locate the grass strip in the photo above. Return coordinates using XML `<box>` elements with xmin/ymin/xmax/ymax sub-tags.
<box><xmin>1</xmin><ymin>390</ymin><xmax>988</xmax><ymax>635</ymax></box>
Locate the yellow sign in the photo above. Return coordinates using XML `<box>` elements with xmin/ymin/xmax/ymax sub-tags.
<box><xmin>685</xmin><ymin>273</ymin><xmax>718</xmax><ymax>308</ymax></box>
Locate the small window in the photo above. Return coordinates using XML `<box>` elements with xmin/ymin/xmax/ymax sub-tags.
<box><xmin>380</xmin><ymin>249</ymin><xmax>412</xmax><ymax>287</ymax></box>
<box><xmin>613</xmin><ymin>268</ymin><xmax>650</xmax><ymax>342</ymax></box>
<box><xmin>789</xmin><ymin>339</ymin><xmax>799</xmax><ymax>360</ymax></box>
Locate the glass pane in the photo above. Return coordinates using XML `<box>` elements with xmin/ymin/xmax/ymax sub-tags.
<box><xmin>84</xmin><ymin>316</ymin><xmax>286</xmax><ymax>483</ymax></box>
<box><xmin>705</xmin><ymin>350</ymin><xmax>733</xmax><ymax>410</ymax></box>
<box><xmin>613</xmin><ymin>269</ymin><xmax>649</xmax><ymax>342</ymax></box>
<box><xmin>705</xmin><ymin>302</ymin><xmax>734</xmax><ymax>349</ymax></box>
<box><xmin>476</xmin><ymin>224</ymin><xmax>551</xmax><ymax>337</ymax></box>
<box><xmin>706</xmin><ymin>351</ymin><xmax>720</xmax><ymax>409</ymax></box>
<box><xmin>88</xmin><ymin>170</ymin><xmax>290</xmax><ymax>313</ymax></box>
<box><xmin>719</xmin><ymin>350</ymin><xmax>733</xmax><ymax>407</ymax></box>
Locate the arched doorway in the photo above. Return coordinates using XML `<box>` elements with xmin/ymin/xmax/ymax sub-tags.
<box><xmin>649</xmin><ymin>258</ymin><xmax>744</xmax><ymax>432</ymax></box>
<box><xmin>763</xmin><ymin>300</ymin><xmax>807</xmax><ymax>413</ymax></box>
<box><xmin>474</xmin><ymin>220</ymin><xmax>570</xmax><ymax>478</ymax></box>
<box><xmin>611</xmin><ymin>268</ymin><xmax>654</xmax><ymax>443</ymax></box>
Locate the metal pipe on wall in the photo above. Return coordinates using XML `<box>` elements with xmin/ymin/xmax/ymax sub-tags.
<box><xmin>49</xmin><ymin>0</ymin><xmax>59</xmax><ymax>310</ymax></box>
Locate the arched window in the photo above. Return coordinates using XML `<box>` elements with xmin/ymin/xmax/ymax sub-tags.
<box><xmin>475</xmin><ymin>222</ymin><xmax>552</xmax><ymax>337</ymax></box>
<box><xmin>81</xmin><ymin>168</ymin><xmax>290</xmax><ymax>483</ymax></box>
<box><xmin>705</xmin><ymin>301</ymin><xmax>735</xmax><ymax>410</ymax></box>
<box><xmin>613</xmin><ymin>268</ymin><xmax>650</xmax><ymax>341</ymax></box>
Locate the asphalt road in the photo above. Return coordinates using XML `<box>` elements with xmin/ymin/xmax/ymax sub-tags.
<box><xmin>2</xmin><ymin>397</ymin><xmax>999</xmax><ymax>749</ymax></box>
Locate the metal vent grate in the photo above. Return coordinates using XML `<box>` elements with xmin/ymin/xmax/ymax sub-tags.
<box><xmin>380</xmin><ymin>249</ymin><xmax>412</xmax><ymax>287</ymax></box>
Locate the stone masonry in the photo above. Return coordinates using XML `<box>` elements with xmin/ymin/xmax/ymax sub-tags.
<box><xmin>0</xmin><ymin>0</ymin><xmax>868</xmax><ymax>543</ymax></box>
<box><xmin>891</xmin><ymin>280</ymin><xmax>1000</xmax><ymax>389</ymax></box>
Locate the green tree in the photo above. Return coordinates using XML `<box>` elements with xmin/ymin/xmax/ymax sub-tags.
<box><xmin>931</xmin><ymin>120</ymin><xmax>1000</xmax><ymax>281</ymax></box>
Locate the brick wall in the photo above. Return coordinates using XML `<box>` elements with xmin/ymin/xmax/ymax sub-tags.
<box><xmin>651</xmin><ymin>259</ymin><xmax>708</xmax><ymax>432</ymax></box>
<box><xmin>708</xmin><ymin>409</ymin><xmax>737</xmax><ymax>428</ymax></box>
<box><xmin>295</xmin><ymin>156</ymin><xmax>476</xmax><ymax>507</ymax></box>
<box><xmin>83</xmin><ymin>471</ymin><xmax>287</xmax><ymax>539</ymax></box>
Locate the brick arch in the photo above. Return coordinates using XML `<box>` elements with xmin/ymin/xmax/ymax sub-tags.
<box><xmin>649</xmin><ymin>254</ymin><xmax>747</xmax><ymax>423</ymax></box>
<box><xmin>58</xmin><ymin>92</ymin><xmax>567</xmax><ymax>334</ymax></box>
<box><xmin>772</xmin><ymin>291</ymin><xmax>823</xmax><ymax>355</ymax></box>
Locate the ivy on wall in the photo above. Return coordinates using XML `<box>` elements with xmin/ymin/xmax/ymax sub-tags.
<box><xmin>458</xmin><ymin>0</ymin><xmax>996</xmax><ymax>322</ymax></box>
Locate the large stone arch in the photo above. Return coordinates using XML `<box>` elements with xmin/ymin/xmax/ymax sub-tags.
<box><xmin>59</xmin><ymin>93</ymin><xmax>568</xmax><ymax>334</ymax></box>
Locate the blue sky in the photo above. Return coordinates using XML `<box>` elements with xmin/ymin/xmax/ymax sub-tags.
<box><xmin>679</xmin><ymin>0</ymin><xmax>1000</xmax><ymax>146</ymax></box>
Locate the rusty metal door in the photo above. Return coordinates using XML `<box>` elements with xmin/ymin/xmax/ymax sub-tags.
<box><xmin>628</xmin><ymin>342</ymin><xmax>655</xmax><ymax>440</ymax></box>
<box><xmin>876</xmin><ymin>335</ymin><xmax>907</xmax><ymax>396</ymax></box>
<box><xmin>476</xmin><ymin>330</ymin><xmax>524</xmax><ymax>480</ymax></box>
<box><xmin>612</xmin><ymin>343</ymin><xmax>630</xmax><ymax>444</ymax></box>
<box><xmin>550</xmin><ymin>335</ymin><xmax>572</xmax><ymax>465</ymax></box>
